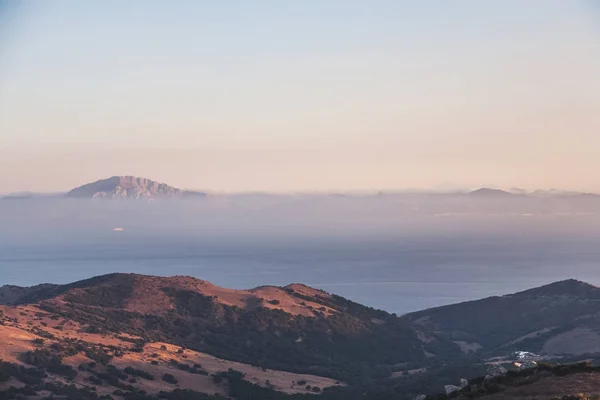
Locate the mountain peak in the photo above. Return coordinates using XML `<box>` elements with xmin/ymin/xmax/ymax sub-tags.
<box><xmin>66</xmin><ymin>176</ymin><xmax>205</xmax><ymax>199</ymax></box>
<box><xmin>516</xmin><ymin>278</ymin><xmax>599</xmax><ymax>298</ymax></box>
<box><xmin>468</xmin><ymin>188</ymin><xmax>515</xmax><ymax>196</ymax></box>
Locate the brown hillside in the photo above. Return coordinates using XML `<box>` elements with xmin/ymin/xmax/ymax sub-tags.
<box><xmin>19</xmin><ymin>273</ymin><xmax>337</xmax><ymax>317</ymax></box>
<box><xmin>0</xmin><ymin>303</ymin><xmax>341</xmax><ymax>397</ymax></box>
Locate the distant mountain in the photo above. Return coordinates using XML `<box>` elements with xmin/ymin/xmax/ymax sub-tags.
<box><xmin>468</xmin><ymin>188</ymin><xmax>516</xmax><ymax>197</ymax></box>
<box><xmin>66</xmin><ymin>176</ymin><xmax>206</xmax><ymax>199</ymax></box>
<box><xmin>529</xmin><ymin>189</ymin><xmax>599</xmax><ymax>198</ymax></box>
<box><xmin>1</xmin><ymin>191</ymin><xmax>65</xmax><ymax>200</ymax></box>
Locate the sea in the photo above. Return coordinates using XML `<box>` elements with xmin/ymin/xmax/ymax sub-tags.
<box><xmin>2</xmin><ymin>199</ymin><xmax>600</xmax><ymax>315</ymax></box>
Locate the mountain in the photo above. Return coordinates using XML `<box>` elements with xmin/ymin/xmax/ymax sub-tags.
<box><xmin>404</xmin><ymin>279</ymin><xmax>600</xmax><ymax>357</ymax></box>
<box><xmin>66</xmin><ymin>176</ymin><xmax>206</xmax><ymax>199</ymax></box>
<box><xmin>467</xmin><ymin>188</ymin><xmax>516</xmax><ymax>197</ymax></box>
<box><xmin>0</xmin><ymin>273</ymin><xmax>464</xmax><ymax>399</ymax></box>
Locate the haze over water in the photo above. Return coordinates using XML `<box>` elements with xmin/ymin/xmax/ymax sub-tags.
<box><xmin>3</xmin><ymin>198</ymin><xmax>600</xmax><ymax>315</ymax></box>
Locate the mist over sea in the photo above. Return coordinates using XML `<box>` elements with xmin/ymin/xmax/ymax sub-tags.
<box><xmin>2</xmin><ymin>196</ymin><xmax>600</xmax><ymax>315</ymax></box>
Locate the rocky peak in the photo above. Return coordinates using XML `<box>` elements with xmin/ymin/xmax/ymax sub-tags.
<box><xmin>66</xmin><ymin>176</ymin><xmax>205</xmax><ymax>199</ymax></box>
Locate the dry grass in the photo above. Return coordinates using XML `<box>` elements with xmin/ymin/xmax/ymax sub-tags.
<box><xmin>50</xmin><ymin>275</ymin><xmax>338</xmax><ymax>317</ymax></box>
<box><xmin>0</xmin><ymin>303</ymin><xmax>342</xmax><ymax>396</ymax></box>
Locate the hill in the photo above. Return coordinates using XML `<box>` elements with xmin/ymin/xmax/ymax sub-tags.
<box><xmin>0</xmin><ymin>303</ymin><xmax>341</xmax><ymax>399</ymax></box>
<box><xmin>0</xmin><ymin>284</ymin><xmax>59</xmax><ymax>306</ymax></box>
<box><xmin>4</xmin><ymin>275</ymin><xmax>600</xmax><ymax>399</ymax></box>
<box><xmin>0</xmin><ymin>273</ymin><xmax>465</xmax><ymax>399</ymax></box>
<box><xmin>424</xmin><ymin>361</ymin><xmax>600</xmax><ymax>400</ymax></box>
<box><xmin>66</xmin><ymin>176</ymin><xmax>206</xmax><ymax>199</ymax></box>
<box><xmin>9</xmin><ymin>274</ymin><xmax>461</xmax><ymax>376</ymax></box>
<box><xmin>404</xmin><ymin>279</ymin><xmax>600</xmax><ymax>357</ymax></box>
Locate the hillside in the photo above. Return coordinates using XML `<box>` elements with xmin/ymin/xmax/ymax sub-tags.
<box><xmin>12</xmin><ymin>274</ymin><xmax>462</xmax><ymax>376</ymax></box>
<box><xmin>0</xmin><ymin>273</ymin><xmax>465</xmax><ymax>399</ymax></box>
<box><xmin>66</xmin><ymin>176</ymin><xmax>206</xmax><ymax>199</ymax></box>
<box><xmin>404</xmin><ymin>279</ymin><xmax>600</xmax><ymax>357</ymax></box>
<box><xmin>424</xmin><ymin>361</ymin><xmax>600</xmax><ymax>400</ymax></box>
<box><xmin>4</xmin><ymin>275</ymin><xmax>600</xmax><ymax>399</ymax></box>
<box><xmin>0</xmin><ymin>304</ymin><xmax>341</xmax><ymax>399</ymax></box>
<box><xmin>0</xmin><ymin>284</ymin><xmax>59</xmax><ymax>306</ymax></box>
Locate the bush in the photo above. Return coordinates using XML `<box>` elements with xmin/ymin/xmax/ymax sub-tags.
<box><xmin>85</xmin><ymin>347</ymin><xmax>113</xmax><ymax>365</ymax></box>
<box><xmin>163</xmin><ymin>373</ymin><xmax>178</xmax><ymax>384</ymax></box>
<box><xmin>88</xmin><ymin>375</ymin><xmax>103</xmax><ymax>385</ymax></box>
<box><xmin>124</xmin><ymin>366</ymin><xmax>155</xmax><ymax>380</ymax></box>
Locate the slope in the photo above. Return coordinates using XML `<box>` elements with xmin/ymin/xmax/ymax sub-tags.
<box><xmin>404</xmin><ymin>279</ymin><xmax>600</xmax><ymax>356</ymax></box>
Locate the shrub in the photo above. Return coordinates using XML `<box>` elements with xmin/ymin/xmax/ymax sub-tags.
<box><xmin>124</xmin><ymin>366</ymin><xmax>155</xmax><ymax>380</ymax></box>
<box><xmin>163</xmin><ymin>373</ymin><xmax>178</xmax><ymax>384</ymax></box>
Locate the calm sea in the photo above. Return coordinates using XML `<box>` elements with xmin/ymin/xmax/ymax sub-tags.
<box><xmin>3</xmin><ymin>232</ymin><xmax>600</xmax><ymax>315</ymax></box>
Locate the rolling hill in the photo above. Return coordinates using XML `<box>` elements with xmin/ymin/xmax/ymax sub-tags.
<box><xmin>404</xmin><ymin>279</ymin><xmax>600</xmax><ymax>357</ymax></box>
<box><xmin>3</xmin><ymin>275</ymin><xmax>600</xmax><ymax>399</ymax></box>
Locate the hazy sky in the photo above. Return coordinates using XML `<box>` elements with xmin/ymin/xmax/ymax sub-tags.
<box><xmin>0</xmin><ymin>1</ymin><xmax>599</xmax><ymax>193</ymax></box>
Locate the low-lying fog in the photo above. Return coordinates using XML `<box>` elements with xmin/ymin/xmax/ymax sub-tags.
<box><xmin>2</xmin><ymin>194</ymin><xmax>600</xmax><ymax>314</ymax></box>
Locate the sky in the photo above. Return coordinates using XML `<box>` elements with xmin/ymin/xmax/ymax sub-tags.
<box><xmin>0</xmin><ymin>0</ymin><xmax>599</xmax><ymax>193</ymax></box>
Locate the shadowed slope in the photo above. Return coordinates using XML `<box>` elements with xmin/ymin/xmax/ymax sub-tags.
<box><xmin>404</xmin><ymin>279</ymin><xmax>600</xmax><ymax>355</ymax></box>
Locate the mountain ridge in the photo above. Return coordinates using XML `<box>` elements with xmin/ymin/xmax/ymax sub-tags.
<box><xmin>65</xmin><ymin>176</ymin><xmax>206</xmax><ymax>200</ymax></box>
<box><xmin>4</xmin><ymin>179</ymin><xmax>600</xmax><ymax>199</ymax></box>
